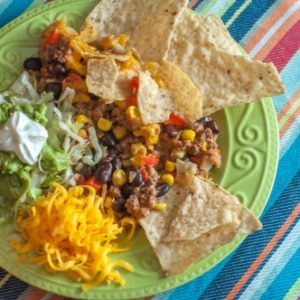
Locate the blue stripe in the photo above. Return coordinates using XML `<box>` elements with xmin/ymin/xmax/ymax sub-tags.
<box><xmin>0</xmin><ymin>0</ymin><xmax>33</xmax><ymax>28</ymax></box>
<box><xmin>225</xmin><ymin>0</ymin><xmax>276</xmax><ymax>42</ymax></box>
<box><xmin>199</xmin><ymin>170</ymin><xmax>300</xmax><ymax>299</ymax></box>
<box><xmin>1</xmin><ymin>276</ymin><xmax>28</xmax><ymax>300</ymax></box>
<box><xmin>221</xmin><ymin>0</ymin><xmax>245</xmax><ymax>24</ymax></box>
<box><xmin>261</xmin><ymin>244</ymin><xmax>300</xmax><ymax>300</ymax></box>
<box><xmin>264</xmin><ymin>134</ymin><xmax>300</xmax><ymax>213</ymax></box>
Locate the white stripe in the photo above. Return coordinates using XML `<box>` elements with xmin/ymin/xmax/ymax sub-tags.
<box><xmin>240</xmin><ymin>219</ymin><xmax>300</xmax><ymax>300</ymax></box>
<box><xmin>249</xmin><ymin>1</ymin><xmax>300</xmax><ymax>57</ymax></box>
<box><xmin>280</xmin><ymin>116</ymin><xmax>300</xmax><ymax>159</ymax></box>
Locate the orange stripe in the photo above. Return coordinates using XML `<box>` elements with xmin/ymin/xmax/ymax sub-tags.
<box><xmin>278</xmin><ymin>88</ymin><xmax>300</xmax><ymax>122</ymax></box>
<box><xmin>280</xmin><ymin>104</ymin><xmax>300</xmax><ymax>138</ymax></box>
<box><xmin>188</xmin><ymin>0</ymin><xmax>198</xmax><ymax>9</ymax></box>
<box><xmin>244</xmin><ymin>0</ymin><xmax>295</xmax><ymax>52</ymax></box>
<box><xmin>225</xmin><ymin>202</ymin><xmax>300</xmax><ymax>300</ymax></box>
<box><xmin>254</xmin><ymin>8</ymin><xmax>300</xmax><ymax>60</ymax></box>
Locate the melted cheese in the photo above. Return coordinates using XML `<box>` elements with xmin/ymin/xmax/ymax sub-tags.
<box><xmin>11</xmin><ymin>183</ymin><xmax>136</xmax><ymax>290</ymax></box>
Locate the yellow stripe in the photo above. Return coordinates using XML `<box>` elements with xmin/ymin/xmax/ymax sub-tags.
<box><xmin>226</xmin><ymin>0</ymin><xmax>253</xmax><ymax>28</ymax></box>
<box><xmin>284</xmin><ymin>277</ymin><xmax>300</xmax><ymax>300</ymax></box>
<box><xmin>278</xmin><ymin>97</ymin><xmax>300</xmax><ymax>128</ymax></box>
<box><xmin>0</xmin><ymin>273</ymin><xmax>12</xmax><ymax>288</ymax></box>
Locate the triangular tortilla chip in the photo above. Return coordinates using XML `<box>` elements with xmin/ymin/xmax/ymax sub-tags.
<box><xmin>84</xmin><ymin>0</ymin><xmax>187</xmax><ymax>62</ymax></box>
<box><xmin>139</xmin><ymin>174</ymin><xmax>262</xmax><ymax>276</ymax></box>
<box><xmin>86</xmin><ymin>57</ymin><xmax>135</xmax><ymax>102</ymax></box>
<box><xmin>165</xmin><ymin>176</ymin><xmax>262</xmax><ymax>241</ymax></box>
<box><xmin>158</xmin><ymin>61</ymin><xmax>203</xmax><ymax>122</ymax></box>
<box><xmin>137</xmin><ymin>71</ymin><xmax>174</xmax><ymax>124</ymax></box>
<box><xmin>166</xmin><ymin>10</ymin><xmax>284</xmax><ymax>115</ymax></box>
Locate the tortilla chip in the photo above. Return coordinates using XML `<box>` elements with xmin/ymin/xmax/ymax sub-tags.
<box><xmin>86</xmin><ymin>58</ymin><xmax>135</xmax><ymax>101</ymax></box>
<box><xmin>165</xmin><ymin>176</ymin><xmax>262</xmax><ymax>241</ymax></box>
<box><xmin>167</xmin><ymin>10</ymin><xmax>284</xmax><ymax>115</ymax></box>
<box><xmin>140</xmin><ymin>174</ymin><xmax>262</xmax><ymax>276</ymax></box>
<box><xmin>86</xmin><ymin>57</ymin><xmax>118</xmax><ymax>100</ymax></box>
<box><xmin>84</xmin><ymin>0</ymin><xmax>187</xmax><ymax>62</ymax></box>
<box><xmin>137</xmin><ymin>72</ymin><xmax>174</xmax><ymax>124</ymax></box>
<box><xmin>175</xmin><ymin>159</ymin><xmax>198</xmax><ymax>187</ymax></box>
<box><xmin>190</xmin><ymin>13</ymin><xmax>242</xmax><ymax>56</ymax></box>
<box><xmin>158</xmin><ymin>61</ymin><xmax>203</xmax><ymax>122</ymax></box>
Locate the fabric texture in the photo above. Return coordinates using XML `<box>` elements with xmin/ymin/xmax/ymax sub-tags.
<box><xmin>0</xmin><ymin>0</ymin><xmax>299</xmax><ymax>299</ymax></box>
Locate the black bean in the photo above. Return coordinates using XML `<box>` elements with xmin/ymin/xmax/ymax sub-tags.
<box><xmin>165</xmin><ymin>125</ymin><xmax>178</xmax><ymax>138</ymax></box>
<box><xmin>81</xmin><ymin>165</ymin><xmax>94</xmax><ymax>179</ymax></box>
<box><xmin>54</xmin><ymin>63</ymin><xmax>68</xmax><ymax>79</ymax></box>
<box><xmin>156</xmin><ymin>183</ymin><xmax>170</xmax><ymax>197</ymax></box>
<box><xmin>44</xmin><ymin>82</ymin><xmax>62</xmax><ymax>100</ymax></box>
<box><xmin>112</xmin><ymin>157</ymin><xmax>122</xmax><ymax>170</ymax></box>
<box><xmin>131</xmin><ymin>170</ymin><xmax>143</xmax><ymax>187</ymax></box>
<box><xmin>205</xmin><ymin>120</ymin><xmax>219</xmax><ymax>134</ymax></box>
<box><xmin>102</xmin><ymin>132</ymin><xmax>116</xmax><ymax>147</ymax></box>
<box><xmin>121</xmin><ymin>183</ymin><xmax>134</xmax><ymax>198</ymax></box>
<box><xmin>95</xmin><ymin>162</ymin><xmax>113</xmax><ymax>182</ymax></box>
<box><xmin>113</xmin><ymin>196</ymin><xmax>126</xmax><ymax>213</ymax></box>
<box><xmin>23</xmin><ymin>57</ymin><xmax>42</xmax><ymax>71</ymax></box>
<box><xmin>198</xmin><ymin>116</ymin><xmax>211</xmax><ymax>124</ymax></box>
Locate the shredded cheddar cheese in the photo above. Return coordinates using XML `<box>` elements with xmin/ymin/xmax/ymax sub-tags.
<box><xmin>11</xmin><ymin>183</ymin><xmax>136</xmax><ymax>291</ymax></box>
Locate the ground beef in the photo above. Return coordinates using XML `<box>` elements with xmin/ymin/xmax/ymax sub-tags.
<box><xmin>125</xmin><ymin>183</ymin><xmax>157</xmax><ymax>218</ymax></box>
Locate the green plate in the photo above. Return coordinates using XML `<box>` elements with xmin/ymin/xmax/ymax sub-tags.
<box><xmin>0</xmin><ymin>0</ymin><xmax>279</xmax><ymax>299</ymax></box>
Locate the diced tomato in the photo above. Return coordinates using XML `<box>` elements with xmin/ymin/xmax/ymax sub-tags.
<box><xmin>83</xmin><ymin>176</ymin><xmax>102</xmax><ymax>193</ymax></box>
<box><xmin>141</xmin><ymin>155</ymin><xmax>160</xmax><ymax>167</ymax></box>
<box><xmin>43</xmin><ymin>30</ymin><xmax>60</xmax><ymax>45</ymax></box>
<box><xmin>165</xmin><ymin>113</ymin><xmax>186</xmax><ymax>127</ymax></box>
<box><xmin>64</xmin><ymin>73</ymin><xmax>82</xmax><ymax>84</ymax></box>
<box><xmin>130</xmin><ymin>76</ymin><xmax>139</xmax><ymax>90</ymax></box>
<box><xmin>191</xmin><ymin>156</ymin><xmax>203</xmax><ymax>165</ymax></box>
<box><xmin>140</xmin><ymin>167</ymin><xmax>149</xmax><ymax>181</ymax></box>
<box><xmin>126</xmin><ymin>95</ymin><xmax>137</xmax><ymax>106</ymax></box>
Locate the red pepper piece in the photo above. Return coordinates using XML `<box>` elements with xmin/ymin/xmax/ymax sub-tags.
<box><xmin>43</xmin><ymin>30</ymin><xmax>60</xmax><ymax>45</ymax></box>
<box><xmin>141</xmin><ymin>155</ymin><xmax>160</xmax><ymax>167</ymax></box>
<box><xmin>130</xmin><ymin>76</ymin><xmax>139</xmax><ymax>90</ymax></box>
<box><xmin>126</xmin><ymin>95</ymin><xmax>138</xmax><ymax>106</ymax></box>
<box><xmin>64</xmin><ymin>73</ymin><xmax>82</xmax><ymax>84</ymax></box>
<box><xmin>165</xmin><ymin>113</ymin><xmax>186</xmax><ymax>127</ymax></box>
<box><xmin>83</xmin><ymin>176</ymin><xmax>102</xmax><ymax>193</ymax></box>
<box><xmin>140</xmin><ymin>167</ymin><xmax>149</xmax><ymax>181</ymax></box>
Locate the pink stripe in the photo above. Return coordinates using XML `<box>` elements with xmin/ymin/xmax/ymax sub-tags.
<box><xmin>264</xmin><ymin>19</ymin><xmax>300</xmax><ymax>72</ymax></box>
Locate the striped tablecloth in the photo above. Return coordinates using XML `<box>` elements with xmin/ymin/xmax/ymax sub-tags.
<box><xmin>0</xmin><ymin>1</ymin><xmax>300</xmax><ymax>299</ymax></box>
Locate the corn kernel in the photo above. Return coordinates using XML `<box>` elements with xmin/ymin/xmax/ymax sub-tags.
<box><xmin>130</xmin><ymin>155</ymin><xmax>142</xmax><ymax>167</ymax></box>
<box><xmin>154</xmin><ymin>203</ymin><xmax>167</xmax><ymax>210</ymax></box>
<box><xmin>78</xmin><ymin>128</ymin><xmax>88</xmax><ymax>139</ymax></box>
<box><xmin>200</xmin><ymin>141</ymin><xmax>207</xmax><ymax>152</ymax></box>
<box><xmin>126</xmin><ymin>106</ymin><xmax>140</xmax><ymax>121</ymax></box>
<box><xmin>131</xmin><ymin>143</ymin><xmax>147</xmax><ymax>156</ymax></box>
<box><xmin>155</xmin><ymin>77</ymin><xmax>165</xmax><ymax>88</ymax></box>
<box><xmin>115</xmin><ymin>100</ymin><xmax>126</xmax><ymax>110</ymax></box>
<box><xmin>112</xmin><ymin>169</ymin><xmax>127</xmax><ymax>187</ymax></box>
<box><xmin>116</xmin><ymin>34</ymin><xmax>129</xmax><ymax>47</ymax></box>
<box><xmin>113</xmin><ymin>126</ymin><xmax>127</xmax><ymax>140</ymax></box>
<box><xmin>133</xmin><ymin>129</ymin><xmax>143</xmax><ymax>137</ymax></box>
<box><xmin>122</xmin><ymin>159</ymin><xmax>132</xmax><ymax>167</ymax></box>
<box><xmin>75</xmin><ymin>114</ymin><xmax>91</xmax><ymax>125</ymax></box>
<box><xmin>181</xmin><ymin>129</ymin><xmax>196</xmax><ymax>142</ymax></box>
<box><xmin>165</xmin><ymin>160</ymin><xmax>176</xmax><ymax>172</ymax></box>
<box><xmin>97</xmin><ymin>117</ymin><xmax>112</xmax><ymax>132</ymax></box>
<box><xmin>104</xmin><ymin>197</ymin><xmax>114</xmax><ymax>208</ymax></box>
<box><xmin>161</xmin><ymin>173</ymin><xmax>175</xmax><ymax>186</ymax></box>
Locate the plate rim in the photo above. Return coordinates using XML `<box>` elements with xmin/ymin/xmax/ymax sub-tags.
<box><xmin>0</xmin><ymin>0</ymin><xmax>279</xmax><ymax>298</ymax></box>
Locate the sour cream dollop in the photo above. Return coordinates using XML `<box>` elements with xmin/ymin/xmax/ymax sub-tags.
<box><xmin>0</xmin><ymin>111</ymin><xmax>48</xmax><ymax>165</ymax></box>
